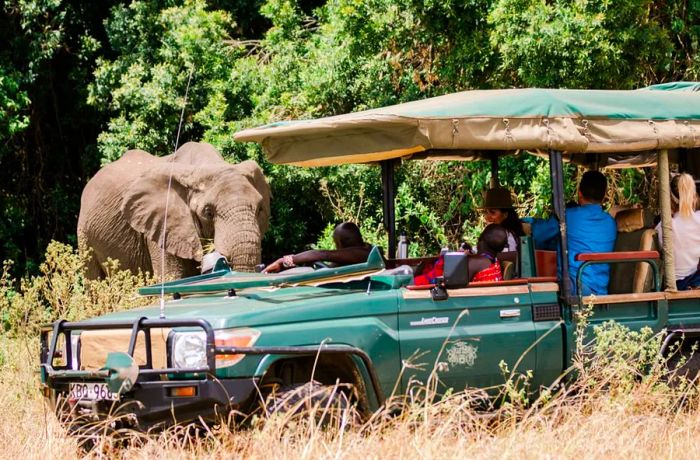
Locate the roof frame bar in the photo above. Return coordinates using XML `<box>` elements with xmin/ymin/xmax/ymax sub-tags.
<box><xmin>549</xmin><ymin>150</ymin><xmax>572</xmax><ymax>301</ymax></box>
<box><xmin>381</xmin><ymin>159</ymin><xmax>398</xmax><ymax>259</ymax></box>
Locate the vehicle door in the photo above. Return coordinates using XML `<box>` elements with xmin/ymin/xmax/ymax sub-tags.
<box><xmin>398</xmin><ymin>284</ymin><xmax>537</xmax><ymax>395</ymax></box>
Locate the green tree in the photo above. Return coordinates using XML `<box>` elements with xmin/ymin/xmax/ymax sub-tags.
<box><xmin>3</xmin><ymin>0</ymin><xmax>699</xmax><ymax>275</ymax></box>
<box><xmin>488</xmin><ymin>0</ymin><xmax>674</xmax><ymax>88</ymax></box>
<box><xmin>0</xmin><ymin>0</ymin><xmax>117</xmax><ymax>274</ymax></box>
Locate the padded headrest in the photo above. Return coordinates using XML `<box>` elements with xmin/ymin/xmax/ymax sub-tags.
<box><xmin>615</xmin><ymin>208</ymin><xmax>654</xmax><ymax>233</ymax></box>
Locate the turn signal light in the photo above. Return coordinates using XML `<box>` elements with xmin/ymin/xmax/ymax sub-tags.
<box><xmin>169</xmin><ymin>386</ymin><xmax>197</xmax><ymax>397</ymax></box>
<box><xmin>215</xmin><ymin>328</ymin><xmax>261</xmax><ymax>368</ymax></box>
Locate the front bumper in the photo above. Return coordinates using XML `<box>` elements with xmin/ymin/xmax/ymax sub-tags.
<box><xmin>40</xmin><ymin>316</ymin><xmax>385</xmax><ymax>428</ymax></box>
<box><xmin>47</xmin><ymin>377</ymin><xmax>260</xmax><ymax>428</ymax></box>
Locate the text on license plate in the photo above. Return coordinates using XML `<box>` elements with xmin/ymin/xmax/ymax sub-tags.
<box><xmin>69</xmin><ymin>383</ymin><xmax>119</xmax><ymax>401</ymax></box>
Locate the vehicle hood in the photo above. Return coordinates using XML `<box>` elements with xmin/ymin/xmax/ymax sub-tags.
<box><xmin>84</xmin><ymin>284</ymin><xmax>400</xmax><ymax>330</ymax></box>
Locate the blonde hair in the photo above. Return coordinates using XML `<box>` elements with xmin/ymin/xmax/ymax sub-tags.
<box><xmin>677</xmin><ymin>173</ymin><xmax>698</xmax><ymax>218</ymax></box>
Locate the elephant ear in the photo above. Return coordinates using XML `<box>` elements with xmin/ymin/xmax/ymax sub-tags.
<box><xmin>121</xmin><ymin>164</ymin><xmax>204</xmax><ymax>261</ymax></box>
<box><xmin>234</xmin><ymin>160</ymin><xmax>271</xmax><ymax>234</ymax></box>
<box><xmin>164</xmin><ymin>141</ymin><xmax>227</xmax><ymax>166</ymax></box>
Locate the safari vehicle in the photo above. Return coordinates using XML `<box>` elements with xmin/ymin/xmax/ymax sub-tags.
<box><xmin>40</xmin><ymin>84</ymin><xmax>700</xmax><ymax>430</ymax></box>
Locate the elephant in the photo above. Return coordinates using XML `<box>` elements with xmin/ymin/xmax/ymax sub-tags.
<box><xmin>78</xmin><ymin>142</ymin><xmax>270</xmax><ymax>279</ymax></box>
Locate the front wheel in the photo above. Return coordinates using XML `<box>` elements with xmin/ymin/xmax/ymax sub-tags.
<box><xmin>264</xmin><ymin>381</ymin><xmax>359</xmax><ymax>427</ymax></box>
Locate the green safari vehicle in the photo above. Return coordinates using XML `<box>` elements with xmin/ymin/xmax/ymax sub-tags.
<box><xmin>40</xmin><ymin>84</ymin><xmax>700</xmax><ymax>429</ymax></box>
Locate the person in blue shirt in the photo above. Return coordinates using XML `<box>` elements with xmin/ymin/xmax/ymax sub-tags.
<box><xmin>526</xmin><ymin>171</ymin><xmax>617</xmax><ymax>295</ymax></box>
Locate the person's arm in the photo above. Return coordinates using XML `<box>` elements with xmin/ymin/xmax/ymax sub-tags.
<box><xmin>262</xmin><ymin>251</ymin><xmax>330</xmax><ymax>273</ymax></box>
<box><xmin>263</xmin><ymin>246</ymin><xmax>371</xmax><ymax>273</ymax></box>
<box><xmin>523</xmin><ymin>216</ymin><xmax>559</xmax><ymax>249</ymax></box>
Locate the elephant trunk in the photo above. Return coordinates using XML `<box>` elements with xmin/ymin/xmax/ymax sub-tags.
<box><xmin>215</xmin><ymin>215</ymin><xmax>262</xmax><ymax>272</ymax></box>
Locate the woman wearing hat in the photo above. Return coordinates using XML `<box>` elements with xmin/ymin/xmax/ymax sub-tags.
<box><xmin>481</xmin><ymin>187</ymin><xmax>525</xmax><ymax>252</ymax></box>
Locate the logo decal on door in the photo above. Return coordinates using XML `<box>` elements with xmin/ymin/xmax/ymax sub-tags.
<box><xmin>409</xmin><ymin>316</ymin><xmax>449</xmax><ymax>327</ymax></box>
<box><xmin>447</xmin><ymin>341</ymin><xmax>478</xmax><ymax>367</ymax></box>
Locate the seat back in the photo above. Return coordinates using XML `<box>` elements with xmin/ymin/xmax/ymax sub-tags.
<box><xmin>632</xmin><ymin>228</ymin><xmax>657</xmax><ymax>293</ymax></box>
<box><xmin>501</xmin><ymin>260</ymin><xmax>515</xmax><ymax>280</ymax></box>
<box><xmin>608</xmin><ymin>208</ymin><xmax>657</xmax><ymax>294</ymax></box>
<box><xmin>535</xmin><ymin>250</ymin><xmax>558</xmax><ymax>277</ymax></box>
<box><xmin>496</xmin><ymin>251</ymin><xmax>520</xmax><ymax>278</ymax></box>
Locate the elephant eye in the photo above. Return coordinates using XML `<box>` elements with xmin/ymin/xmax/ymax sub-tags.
<box><xmin>202</xmin><ymin>204</ymin><xmax>215</xmax><ymax>219</ymax></box>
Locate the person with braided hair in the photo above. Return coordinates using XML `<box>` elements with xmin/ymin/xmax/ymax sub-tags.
<box><xmin>657</xmin><ymin>173</ymin><xmax>700</xmax><ymax>290</ymax></box>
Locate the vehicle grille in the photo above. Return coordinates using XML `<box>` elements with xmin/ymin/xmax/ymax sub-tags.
<box><xmin>79</xmin><ymin>328</ymin><xmax>170</xmax><ymax>370</ymax></box>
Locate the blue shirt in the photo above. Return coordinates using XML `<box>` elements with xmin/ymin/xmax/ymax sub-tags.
<box><xmin>527</xmin><ymin>204</ymin><xmax>617</xmax><ymax>295</ymax></box>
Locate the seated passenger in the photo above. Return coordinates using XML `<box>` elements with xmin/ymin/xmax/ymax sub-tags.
<box><xmin>470</xmin><ymin>224</ymin><xmax>508</xmax><ymax>282</ymax></box>
<box><xmin>413</xmin><ymin>224</ymin><xmax>507</xmax><ymax>285</ymax></box>
<box><xmin>480</xmin><ymin>187</ymin><xmax>525</xmax><ymax>252</ymax></box>
<box><xmin>262</xmin><ymin>222</ymin><xmax>371</xmax><ymax>273</ymax></box>
<box><xmin>656</xmin><ymin>173</ymin><xmax>700</xmax><ymax>290</ymax></box>
<box><xmin>525</xmin><ymin>170</ymin><xmax>617</xmax><ymax>295</ymax></box>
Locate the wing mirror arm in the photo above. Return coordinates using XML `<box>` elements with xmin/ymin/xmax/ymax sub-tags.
<box><xmin>430</xmin><ymin>277</ymin><xmax>449</xmax><ymax>301</ymax></box>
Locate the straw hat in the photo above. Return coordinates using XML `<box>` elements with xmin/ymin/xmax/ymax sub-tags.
<box><xmin>481</xmin><ymin>187</ymin><xmax>515</xmax><ymax>209</ymax></box>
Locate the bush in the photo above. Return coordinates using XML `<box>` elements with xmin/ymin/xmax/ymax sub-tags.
<box><xmin>0</xmin><ymin>241</ymin><xmax>155</xmax><ymax>336</ymax></box>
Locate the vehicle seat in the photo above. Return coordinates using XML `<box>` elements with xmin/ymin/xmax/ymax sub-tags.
<box><xmin>608</xmin><ymin>208</ymin><xmax>658</xmax><ymax>294</ymax></box>
<box><xmin>535</xmin><ymin>250</ymin><xmax>558</xmax><ymax>277</ymax></box>
<box><xmin>501</xmin><ymin>260</ymin><xmax>515</xmax><ymax>280</ymax></box>
<box><xmin>497</xmin><ymin>251</ymin><xmax>519</xmax><ymax>278</ymax></box>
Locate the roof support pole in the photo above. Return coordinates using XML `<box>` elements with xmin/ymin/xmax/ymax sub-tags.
<box><xmin>381</xmin><ymin>159</ymin><xmax>397</xmax><ymax>259</ymax></box>
<box><xmin>657</xmin><ymin>149</ymin><xmax>677</xmax><ymax>291</ymax></box>
<box><xmin>549</xmin><ymin>150</ymin><xmax>572</xmax><ymax>301</ymax></box>
<box><xmin>490</xmin><ymin>153</ymin><xmax>499</xmax><ymax>188</ymax></box>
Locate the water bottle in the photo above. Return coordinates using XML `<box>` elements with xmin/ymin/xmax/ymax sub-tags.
<box><xmin>397</xmin><ymin>232</ymin><xmax>409</xmax><ymax>259</ymax></box>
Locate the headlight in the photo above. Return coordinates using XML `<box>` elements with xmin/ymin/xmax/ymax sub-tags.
<box><xmin>171</xmin><ymin>328</ymin><xmax>260</xmax><ymax>369</ymax></box>
<box><xmin>172</xmin><ymin>332</ymin><xmax>207</xmax><ymax>369</ymax></box>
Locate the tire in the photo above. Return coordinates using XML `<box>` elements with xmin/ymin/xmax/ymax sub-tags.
<box><xmin>666</xmin><ymin>348</ymin><xmax>700</xmax><ymax>383</ymax></box>
<box><xmin>264</xmin><ymin>381</ymin><xmax>359</xmax><ymax>427</ymax></box>
<box><xmin>67</xmin><ymin>419</ymin><xmax>131</xmax><ymax>453</ymax></box>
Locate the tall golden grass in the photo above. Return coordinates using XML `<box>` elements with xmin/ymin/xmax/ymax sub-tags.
<box><xmin>1</xmin><ymin>242</ymin><xmax>700</xmax><ymax>459</ymax></box>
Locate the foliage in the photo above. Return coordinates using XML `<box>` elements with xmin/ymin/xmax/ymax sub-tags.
<box><xmin>489</xmin><ymin>0</ymin><xmax>673</xmax><ymax>88</ymax></box>
<box><xmin>0</xmin><ymin>67</ymin><xmax>30</xmax><ymax>139</ymax></box>
<box><xmin>0</xmin><ymin>241</ymin><xmax>155</xmax><ymax>335</ymax></box>
<box><xmin>586</xmin><ymin>321</ymin><xmax>666</xmax><ymax>393</ymax></box>
<box><xmin>2</xmin><ymin>0</ymin><xmax>700</xmax><ymax>271</ymax></box>
<box><xmin>0</xmin><ymin>234</ymin><xmax>698</xmax><ymax>455</ymax></box>
<box><xmin>0</xmin><ymin>0</ymin><xmax>117</xmax><ymax>274</ymax></box>
<box><xmin>88</xmin><ymin>0</ymin><xmax>239</xmax><ymax>163</ymax></box>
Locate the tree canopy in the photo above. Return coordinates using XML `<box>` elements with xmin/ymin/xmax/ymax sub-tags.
<box><xmin>1</xmin><ymin>0</ymin><xmax>699</xmax><ymax>273</ymax></box>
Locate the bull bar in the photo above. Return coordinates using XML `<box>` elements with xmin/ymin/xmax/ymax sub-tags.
<box><xmin>40</xmin><ymin>316</ymin><xmax>385</xmax><ymax>405</ymax></box>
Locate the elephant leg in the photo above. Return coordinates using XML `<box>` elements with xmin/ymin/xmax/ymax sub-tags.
<box><xmin>146</xmin><ymin>239</ymin><xmax>199</xmax><ymax>280</ymax></box>
<box><xmin>78</xmin><ymin>233</ymin><xmax>107</xmax><ymax>279</ymax></box>
<box><xmin>85</xmin><ymin>254</ymin><xmax>105</xmax><ymax>279</ymax></box>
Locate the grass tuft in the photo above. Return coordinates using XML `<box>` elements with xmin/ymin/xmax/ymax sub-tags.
<box><xmin>2</xmin><ymin>243</ymin><xmax>700</xmax><ymax>458</ymax></box>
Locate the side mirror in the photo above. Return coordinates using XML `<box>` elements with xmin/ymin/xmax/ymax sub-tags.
<box><xmin>430</xmin><ymin>277</ymin><xmax>449</xmax><ymax>301</ymax></box>
<box><xmin>201</xmin><ymin>251</ymin><xmax>230</xmax><ymax>274</ymax></box>
<box><xmin>443</xmin><ymin>252</ymin><xmax>468</xmax><ymax>289</ymax></box>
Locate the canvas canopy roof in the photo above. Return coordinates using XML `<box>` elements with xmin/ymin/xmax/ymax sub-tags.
<box><xmin>643</xmin><ymin>82</ymin><xmax>700</xmax><ymax>92</ymax></box>
<box><xmin>234</xmin><ymin>85</ymin><xmax>700</xmax><ymax>167</ymax></box>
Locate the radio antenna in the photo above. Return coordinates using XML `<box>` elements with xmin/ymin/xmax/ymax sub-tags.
<box><xmin>159</xmin><ymin>68</ymin><xmax>194</xmax><ymax>319</ymax></box>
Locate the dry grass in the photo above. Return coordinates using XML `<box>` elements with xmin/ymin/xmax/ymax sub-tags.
<box><xmin>2</xmin><ymin>242</ymin><xmax>700</xmax><ymax>459</ymax></box>
<box><xmin>2</xmin><ymin>333</ymin><xmax>700</xmax><ymax>460</ymax></box>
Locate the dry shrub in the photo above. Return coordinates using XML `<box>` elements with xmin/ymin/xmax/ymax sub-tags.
<box><xmin>0</xmin><ymin>241</ymin><xmax>156</xmax><ymax>335</ymax></box>
<box><xmin>2</xmin><ymin>255</ymin><xmax>700</xmax><ymax>458</ymax></box>
<box><xmin>10</xmin><ymin>317</ymin><xmax>691</xmax><ymax>459</ymax></box>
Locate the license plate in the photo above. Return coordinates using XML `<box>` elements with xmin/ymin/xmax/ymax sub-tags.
<box><xmin>69</xmin><ymin>383</ymin><xmax>119</xmax><ymax>401</ymax></box>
